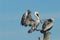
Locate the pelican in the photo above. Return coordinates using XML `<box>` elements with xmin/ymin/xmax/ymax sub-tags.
<box><xmin>21</xmin><ymin>10</ymin><xmax>41</xmax><ymax>33</ymax></box>
<box><xmin>21</xmin><ymin>10</ymin><xmax>35</xmax><ymax>26</ymax></box>
<box><xmin>28</xmin><ymin>11</ymin><xmax>41</xmax><ymax>33</ymax></box>
<box><xmin>40</xmin><ymin>18</ymin><xmax>54</xmax><ymax>33</ymax></box>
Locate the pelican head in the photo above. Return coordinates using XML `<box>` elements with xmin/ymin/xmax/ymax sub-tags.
<box><xmin>50</xmin><ymin>17</ymin><xmax>54</xmax><ymax>21</ymax></box>
<box><xmin>48</xmin><ymin>17</ymin><xmax>54</xmax><ymax>22</ymax></box>
<box><xmin>34</xmin><ymin>11</ymin><xmax>40</xmax><ymax>20</ymax></box>
<box><xmin>27</xmin><ymin>10</ymin><xmax>31</xmax><ymax>14</ymax></box>
<box><xmin>25</xmin><ymin>10</ymin><xmax>31</xmax><ymax>16</ymax></box>
<box><xmin>35</xmin><ymin>11</ymin><xmax>39</xmax><ymax>17</ymax></box>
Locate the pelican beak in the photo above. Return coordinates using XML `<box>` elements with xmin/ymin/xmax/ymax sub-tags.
<box><xmin>40</xmin><ymin>20</ymin><xmax>43</xmax><ymax>24</ymax></box>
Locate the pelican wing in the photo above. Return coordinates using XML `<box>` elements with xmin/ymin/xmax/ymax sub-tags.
<box><xmin>28</xmin><ymin>21</ymin><xmax>39</xmax><ymax>33</ymax></box>
<box><xmin>21</xmin><ymin>13</ymin><xmax>27</xmax><ymax>26</ymax></box>
<box><xmin>43</xmin><ymin>23</ymin><xmax>53</xmax><ymax>31</ymax></box>
<box><xmin>42</xmin><ymin>20</ymin><xmax>53</xmax><ymax>31</ymax></box>
<box><xmin>21</xmin><ymin>10</ymin><xmax>35</xmax><ymax>26</ymax></box>
<box><xmin>28</xmin><ymin>24</ymin><xmax>37</xmax><ymax>33</ymax></box>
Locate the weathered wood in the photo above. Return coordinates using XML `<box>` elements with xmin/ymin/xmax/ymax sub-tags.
<box><xmin>38</xmin><ymin>32</ymin><xmax>50</xmax><ymax>40</ymax></box>
<box><xmin>43</xmin><ymin>32</ymin><xmax>50</xmax><ymax>40</ymax></box>
<box><xmin>38</xmin><ymin>37</ymin><xmax>43</xmax><ymax>40</ymax></box>
<box><xmin>38</xmin><ymin>37</ymin><xmax>40</xmax><ymax>40</ymax></box>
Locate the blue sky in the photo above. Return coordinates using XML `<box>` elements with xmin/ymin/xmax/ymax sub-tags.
<box><xmin>0</xmin><ymin>0</ymin><xmax>60</xmax><ymax>40</ymax></box>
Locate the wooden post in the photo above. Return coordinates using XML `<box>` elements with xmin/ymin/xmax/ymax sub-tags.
<box><xmin>43</xmin><ymin>32</ymin><xmax>50</xmax><ymax>40</ymax></box>
<box><xmin>38</xmin><ymin>32</ymin><xmax>50</xmax><ymax>40</ymax></box>
<box><xmin>38</xmin><ymin>37</ymin><xmax>43</xmax><ymax>40</ymax></box>
<box><xmin>38</xmin><ymin>37</ymin><xmax>40</xmax><ymax>40</ymax></box>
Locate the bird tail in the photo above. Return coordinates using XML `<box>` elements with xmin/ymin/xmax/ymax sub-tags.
<box><xmin>36</xmin><ymin>29</ymin><xmax>40</xmax><ymax>31</ymax></box>
<box><xmin>40</xmin><ymin>30</ymin><xmax>46</xmax><ymax>34</ymax></box>
<box><xmin>28</xmin><ymin>29</ymin><xmax>35</xmax><ymax>33</ymax></box>
<box><xmin>28</xmin><ymin>29</ymin><xmax>32</xmax><ymax>33</ymax></box>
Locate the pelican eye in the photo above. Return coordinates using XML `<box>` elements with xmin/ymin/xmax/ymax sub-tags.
<box><xmin>36</xmin><ymin>14</ymin><xmax>39</xmax><ymax>17</ymax></box>
<box><xmin>48</xmin><ymin>19</ymin><xmax>52</xmax><ymax>22</ymax></box>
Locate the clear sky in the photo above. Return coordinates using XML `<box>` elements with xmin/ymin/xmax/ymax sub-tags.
<box><xmin>0</xmin><ymin>0</ymin><xmax>60</xmax><ymax>40</ymax></box>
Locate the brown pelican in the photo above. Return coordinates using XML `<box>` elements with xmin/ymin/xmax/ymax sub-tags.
<box><xmin>21</xmin><ymin>10</ymin><xmax>41</xmax><ymax>33</ymax></box>
<box><xmin>21</xmin><ymin>10</ymin><xmax>35</xmax><ymax>26</ymax></box>
<box><xmin>40</xmin><ymin>18</ymin><xmax>54</xmax><ymax>33</ymax></box>
<box><xmin>28</xmin><ymin>11</ymin><xmax>41</xmax><ymax>33</ymax></box>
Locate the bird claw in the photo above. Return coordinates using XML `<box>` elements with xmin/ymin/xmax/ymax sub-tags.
<box><xmin>28</xmin><ymin>30</ymin><xmax>32</xmax><ymax>33</ymax></box>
